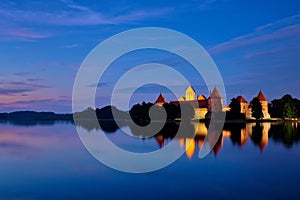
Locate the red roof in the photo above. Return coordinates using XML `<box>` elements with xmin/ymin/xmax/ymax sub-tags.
<box><xmin>257</xmin><ymin>91</ymin><xmax>267</xmax><ymax>101</ymax></box>
<box><xmin>210</xmin><ymin>87</ymin><xmax>222</xmax><ymax>99</ymax></box>
<box><xmin>236</xmin><ymin>96</ymin><xmax>248</xmax><ymax>103</ymax></box>
<box><xmin>155</xmin><ymin>93</ymin><xmax>166</xmax><ymax>104</ymax></box>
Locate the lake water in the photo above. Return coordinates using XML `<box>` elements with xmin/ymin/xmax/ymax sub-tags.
<box><xmin>0</xmin><ymin>121</ymin><xmax>300</xmax><ymax>199</ymax></box>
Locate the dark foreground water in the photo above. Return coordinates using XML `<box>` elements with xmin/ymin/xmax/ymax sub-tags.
<box><xmin>0</xmin><ymin>121</ymin><xmax>299</xmax><ymax>200</ymax></box>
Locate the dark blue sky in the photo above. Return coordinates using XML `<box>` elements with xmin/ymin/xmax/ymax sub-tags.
<box><xmin>0</xmin><ymin>0</ymin><xmax>299</xmax><ymax>112</ymax></box>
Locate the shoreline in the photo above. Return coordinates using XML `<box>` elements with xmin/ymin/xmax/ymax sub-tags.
<box><xmin>1</xmin><ymin>110</ymin><xmax>299</xmax><ymax>123</ymax></box>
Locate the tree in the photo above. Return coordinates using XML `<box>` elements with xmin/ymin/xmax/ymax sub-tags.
<box><xmin>281</xmin><ymin>94</ymin><xmax>296</xmax><ymax>118</ymax></box>
<box><xmin>163</xmin><ymin>103</ymin><xmax>179</xmax><ymax>121</ymax></box>
<box><xmin>294</xmin><ymin>98</ymin><xmax>300</xmax><ymax>118</ymax></box>
<box><xmin>228</xmin><ymin>97</ymin><xmax>242</xmax><ymax>119</ymax></box>
<box><xmin>229</xmin><ymin>98</ymin><xmax>240</xmax><ymax>114</ymax></box>
<box><xmin>269</xmin><ymin>94</ymin><xmax>299</xmax><ymax>119</ymax></box>
<box><xmin>269</xmin><ymin>99</ymin><xmax>282</xmax><ymax>118</ymax></box>
<box><xmin>129</xmin><ymin>102</ymin><xmax>154</xmax><ymax>125</ymax></box>
<box><xmin>250</xmin><ymin>97</ymin><xmax>263</xmax><ymax>120</ymax></box>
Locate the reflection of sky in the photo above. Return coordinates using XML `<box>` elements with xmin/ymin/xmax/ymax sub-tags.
<box><xmin>1</xmin><ymin>122</ymin><xmax>300</xmax><ymax>199</ymax></box>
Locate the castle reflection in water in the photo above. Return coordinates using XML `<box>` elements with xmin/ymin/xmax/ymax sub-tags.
<box><xmin>74</xmin><ymin>119</ymin><xmax>300</xmax><ymax>159</ymax></box>
<box><xmin>154</xmin><ymin>122</ymin><xmax>299</xmax><ymax>159</ymax></box>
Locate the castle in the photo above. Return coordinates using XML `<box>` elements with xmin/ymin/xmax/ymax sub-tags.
<box><xmin>236</xmin><ymin>91</ymin><xmax>270</xmax><ymax>119</ymax></box>
<box><xmin>155</xmin><ymin>86</ymin><xmax>270</xmax><ymax>119</ymax></box>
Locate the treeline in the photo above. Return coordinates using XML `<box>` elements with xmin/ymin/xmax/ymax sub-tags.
<box><xmin>0</xmin><ymin>111</ymin><xmax>72</xmax><ymax>120</ymax></box>
<box><xmin>73</xmin><ymin>106</ymin><xmax>128</xmax><ymax>120</ymax></box>
<box><xmin>73</xmin><ymin>106</ymin><xmax>129</xmax><ymax>132</ymax></box>
<box><xmin>269</xmin><ymin>94</ymin><xmax>300</xmax><ymax>119</ymax></box>
<box><xmin>129</xmin><ymin>101</ymin><xmax>195</xmax><ymax>125</ymax></box>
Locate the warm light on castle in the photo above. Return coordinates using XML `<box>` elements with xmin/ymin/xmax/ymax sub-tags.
<box><xmin>155</xmin><ymin>86</ymin><xmax>271</xmax><ymax>120</ymax></box>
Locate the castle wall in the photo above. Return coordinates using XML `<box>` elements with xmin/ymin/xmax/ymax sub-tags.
<box><xmin>261</xmin><ymin>101</ymin><xmax>270</xmax><ymax>118</ymax></box>
<box><xmin>194</xmin><ymin>108</ymin><xmax>208</xmax><ymax>119</ymax></box>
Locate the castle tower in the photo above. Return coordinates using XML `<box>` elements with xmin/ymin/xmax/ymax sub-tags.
<box><xmin>185</xmin><ymin>86</ymin><xmax>196</xmax><ymax>101</ymax></box>
<box><xmin>257</xmin><ymin>91</ymin><xmax>270</xmax><ymax>119</ymax></box>
<box><xmin>208</xmin><ymin>87</ymin><xmax>223</xmax><ymax>112</ymax></box>
<box><xmin>236</xmin><ymin>95</ymin><xmax>250</xmax><ymax>117</ymax></box>
<box><xmin>155</xmin><ymin>93</ymin><xmax>166</xmax><ymax>107</ymax></box>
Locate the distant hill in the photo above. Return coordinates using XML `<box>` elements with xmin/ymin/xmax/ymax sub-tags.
<box><xmin>0</xmin><ymin>111</ymin><xmax>73</xmax><ymax>121</ymax></box>
<box><xmin>0</xmin><ymin>106</ymin><xmax>129</xmax><ymax>122</ymax></box>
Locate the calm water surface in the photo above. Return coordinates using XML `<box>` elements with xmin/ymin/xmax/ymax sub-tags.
<box><xmin>0</xmin><ymin>121</ymin><xmax>300</xmax><ymax>200</ymax></box>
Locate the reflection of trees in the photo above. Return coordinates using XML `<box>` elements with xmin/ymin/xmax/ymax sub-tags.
<box><xmin>75</xmin><ymin>119</ymin><xmax>101</xmax><ymax>132</ymax></box>
<box><xmin>75</xmin><ymin>119</ymin><xmax>126</xmax><ymax>133</ymax></box>
<box><xmin>268</xmin><ymin>123</ymin><xmax>300</xmax><ymax>148</ymax></box>
<box><xmin>99</xmin><ymin>120</ymin><xmax>127</xmax><ymax>133</ymax></box>
<box><xmin>129</xmin><ymin>121</ymin><xmax>180</xmax><ymax>139</ymax></box>
<box><xmin>251</xmin><ymin>123</ymin><xmax>263</xmax><ymax>145</ymax></box>
<box><xmin>0</xmin><ymin>111</ymin><xmax>73</xmax><ymax>126</ymax></box>
<box><xmin>0</xmin><ymin>119</ymin><xmax>73</xmax><ymax>126</ymax></box>
<box><xmin>213</xmin><ymin>135</ymin><xmax>223</xmax><ymax>156</ymax></box>
<box><xmin>223</xmin><ymin>123</ymin><xmax>246</xmax><ymax>145</ymax></box>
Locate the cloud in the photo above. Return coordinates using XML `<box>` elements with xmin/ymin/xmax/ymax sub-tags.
<box><xmin>0</xmin><ymin>98</ymin><xmax>72</xmax><ymax>112</ymax></box>
<box><xmin>61</xmin><ymin>0</ymin><xmax>90</xmax><ymax>12</ymax></box>
<box><xmin>30</xmin><ymin>61</ymin><xmax>78</xmax><ymax>70</ymax></box>
<box><xmin>62</xmin><ymin>44</ymin><xmax>79</xmax><ymax>48</ymax></box>
<box><xmin>26</xmin><ymin>78</ymin><xmax>44</xmax><ymax>82</ymax></box>
<box><xmin>0</xmin><ymin>88</ymin><xmax>34</xmax><ymax>95</ymax></box>
<box><xmin>0</xmin><ymin>27</ymin><xmax>50</xmax><ymax>41</ymax></box>
<box><xmin>209</xmin><ymin>14</ymin><xmax>300</xmax><ymax>54</ymax></box>
<box><xmin>197</xmin><ymin>0</ymin><xmax>217</xmax><ymax>10</ymax></box>
<box><xmin>255</xmin><ymin>14</ymin><xmax>300</xmax><ymax>31</ymax></box>
<box><xmin>243</xmin><ymin>49</ymin><xmax>280</xmax><ymax>59</ymax></box>
<box><xmin>0</xmin><ymin>0</ymin><xmax>173</xmax><ymax>27</ymax></box>
<box><xmin>7</xmin><ymin>81</ymin><xmax>49</xmax><ymax>88</ymax></box>
<box><xmin>88</xmin><ymin>82</ymin><xmax>110</xmax><ymax>88</ymax></box>
<box><xmin>0</xmin><ymin>141</ymin><xmax>29</xmax><ymax>149</ymax></box>
<box><xmin>13</xmin><ymin>72</ymin><xmax>31</xmax><ymax>76</ymax></box>
<box><xmin>0</xmin><ymin>80</ymin><xmax>50</xmax><ymax>95</ymax></box>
